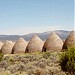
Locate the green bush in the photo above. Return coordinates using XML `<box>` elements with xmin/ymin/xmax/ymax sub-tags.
<box><xmin>59</xmin><ymin>47</ymin><xmax>75</xmax><ymax>74</ymax></box>
<box><xmin>0</xmin><ymin>52</ymin><xmax>3</xmax><ymax>61</ymax></box>
<box><xmin>43</xmin><ymin>52</ymin><xmax>51</xmax><ymax>59</ymax></box>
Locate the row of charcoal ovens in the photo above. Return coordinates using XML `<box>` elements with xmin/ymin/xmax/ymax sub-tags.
<box><xmin>0</xmin><ymin>31</ymin><xmax>75</xmax><ymax>54</ymax></box>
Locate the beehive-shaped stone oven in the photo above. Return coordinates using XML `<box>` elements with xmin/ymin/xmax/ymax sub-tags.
<box><xmin>42</xmin><ymin>32</ymin><xmax>63</xmax><ymax>52</ymax></box>
<box><xmin>62</xmin><ymin>31</ymin><xmax>75</xmax><ymax>50</ymax></box>
<box><xmin>0</xmin><ymin>42</ymin><xmax>3</xmax><ymax>51</ymax></box>
<box><xmin>1</xmin><ymin>40</ymin><xmax>14</xmax><ymax>54</ymax></box>
<box><xmin>26</xmin><ymin>35</ymin><xmax>44</xmax><ymax>53</ymax></box>
<box><xmin>12</xmin><ymin>38</ymin><xmax>27</xmax><ymax>54</ymax></box>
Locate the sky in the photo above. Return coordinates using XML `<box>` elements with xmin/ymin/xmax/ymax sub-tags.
<box><xmin>0</xmin><ymin>0</ymin><xmax>74</xmax><ymax>35</ymax></box>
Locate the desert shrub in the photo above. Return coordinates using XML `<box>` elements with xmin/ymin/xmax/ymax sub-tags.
<box><xmin>0</xmin><ymin>60</ymin><xmax>10</xmax><ymax>69</ymax></box>
<box><xmin>34</xmin><ymin>68</ymin><xmax>46</xmax><ymax>75</ymax></box>
<box><xmin>46</xmin><ymin>66</ymin><xmax>61</xmax><ymax>75</ymax></box>
<box><xmin>59</xmin><ymin>47</ymin><xmax>75</xmax><ymax>74</ymax></box>
<box><xmin>38</xmin><ymin>62</ymin><xmax>46</xmax><ymax>68</ymax></box>
<box><xmin>0</xmin><ymin>70</ymin><xmax>11</xmax><ymax>75</ymax></box>
<box><xmin>43</xmin><ymin>52</ymin><xmax>51</xmax><ymax>59</ymax></box>
<box><xmin>9</xmin><ymin>57</ymin><xmax>14</xmax><ymax>63</ymax></box>
<box><xmin>7</xmin><ymin>63</ymin><xmax>26</xmax><ymax>73</ymax></box>
<box><xmin>27</xmin><ymin>69</ymin><xmax>34</xmax><ymax>75</ymax></box>
<box><xmin>0</xmin><ymin>52</ymin><xmax>3</xmax><ymax>61</ymax></box>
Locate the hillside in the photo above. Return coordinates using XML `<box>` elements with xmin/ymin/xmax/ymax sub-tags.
<box><xmin>0</xmin><ymin>30</ymin><xmax>70</xmax><ymax>41</ymax></box>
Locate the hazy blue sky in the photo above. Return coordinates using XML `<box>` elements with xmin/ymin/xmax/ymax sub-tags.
<box><xmin>0</xmin><ymin>0</ymin><xmax>74</xmax><ymax>35</ymax></box>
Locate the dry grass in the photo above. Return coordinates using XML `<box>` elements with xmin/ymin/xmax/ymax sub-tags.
<box><xmin>0</xmin><ymin>52</ymin><xmax>68</xmax><ymax>75</ymax></box>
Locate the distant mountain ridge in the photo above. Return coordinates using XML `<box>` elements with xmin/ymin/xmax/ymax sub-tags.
<box><xmin>0</xmin><ymin>30</ymin><xmax>70</xmax><ymax>41</ymax></box>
